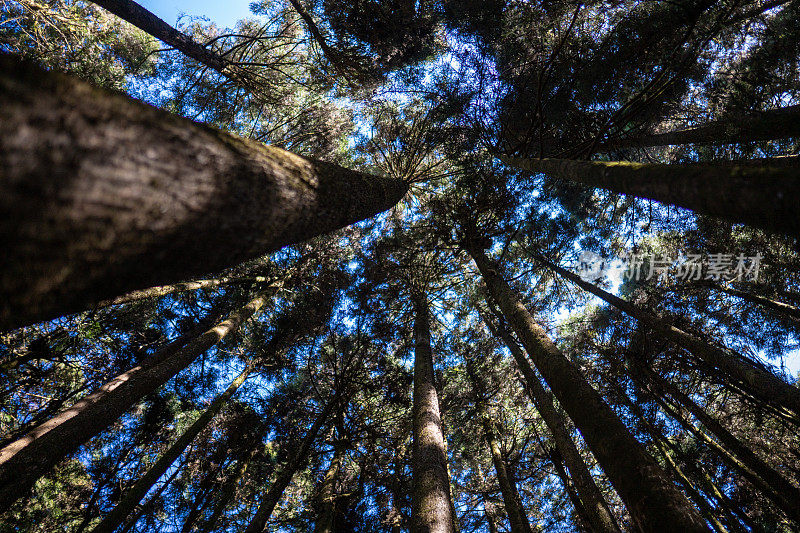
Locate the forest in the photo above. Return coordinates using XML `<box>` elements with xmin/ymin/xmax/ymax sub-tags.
<box><xmin>1</xmin><ymin>0</ymin><xmax>799</xmax><ymax>531</ymax></box>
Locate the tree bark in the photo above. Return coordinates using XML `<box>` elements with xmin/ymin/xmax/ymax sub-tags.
<box><xmin>498</xmin><ymin>154</ymin><xmax>800</xmax><ymax>239</ymax></box>
<box><xmin>466</xmin><ymin>362</ymin><xmax>535</xmax><ymax>533</ymax></box>
<box><xmin>198</xmin><ymin>445</ymin><xmax>259</xmax><ymax>533</ymax></box>
<box><xmin>547</xmin><ymin>448</ymin><xmax>593</xmax><ymax>533</ymax></box>
<box><xmin>534</xmin><ymin>254</ymin><xmax>800</xmax><ymax>419</ymax></box>
<box><xmin>466</xmin><ymin>245</ymin><xmax>710</xmax><ymax>533</ymax></box>
<box><xmin>90</xmin><ymin>363</ymin><xmax>255</xmax><ymax>533</ymax></box>
<box><xmin>706</xmin><ymin>282</ymin><xmax>800</xmax><ymax>324</ymax></box>
<box><xmin>482</xmin><ymin>313</ymin><xmax>622</xmax><ymax>533</ymax></box>
<box><xmin>411</xmin><ymin>293</ymin><xmax>457</xmax><ymax>533</ymax></box>
<box><xmin>0</xmin><ymin>54</ymin><xmax>408</xmax><ymax>330</ymax></box>
<box><xmin>0</xmin><ymin>290</ymin><xmax>273</xmax><ymax>511</ymax></box>
<box><xmin>314</xmin><ymin>438</ymin><xmax>347</xmax><ymax>533</ymax></box>
<box><xmin>243</xmin><ymin>399</ymin><xmax>336</xmax><ymax>533</ymax></box>
<box><xmin>600</xmin><ymin>105</ymin><xmax>800</xmax><ymax>148</ymax></box>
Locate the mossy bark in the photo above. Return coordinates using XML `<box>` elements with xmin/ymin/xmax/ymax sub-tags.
<box><xmin>0</xmin><ymin>54</ymin><xmax>407</xmax><ymax>329</ymax></box>
<box><xmin>467</xmin><ymin>246</ymin><xmax>709</xmax><ymax>533</ymax></box>
<box><xmin>498</xmin><ymin>154</ymin><xmax>800</xmax><ymax>239</ymax></box>
<box><xmin>0</xmin><ymin>291</ymin><xmax>273</xmax><ymax>511</ymax></box>
<box><xmin>411</xmin><ymin>294</ymin><xmax>456</xmax><ymax>533</ymax></box>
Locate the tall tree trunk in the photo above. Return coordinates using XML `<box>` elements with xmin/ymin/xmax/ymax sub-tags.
<box><xmin>640</xmin><ymin>364</ymin><xmax>800</xmax><ymax>509</ymax></box>
<box><xmin>465</xmin><ymin>245</ymin><xmax>710</xmax><ymax>533</ymax></box>
<box><xmin>411</xmin><ymin>293</ymin><xmax>457</xmax><ymax>533</ymax></box>
<box><xmin>198</xmin><ymin>445</ymin><xmax>260</xmax><ymax>533</ymax></box>
<box><xmin>473</xmin><ymin>462</ymin><xmax>500</xmax><ymax>533</ymax></box>
<box><xmin>314</xmin><ymin>438</ymin><xmax>347</xmax><ymax>533</ymax></box>
<box><xmin>498</xmin><ymin>155</ymin><xmax>800</xmax><ymax>239</ymax></box>
<box><xmin>244</xmin><ymin>399</ymin><xmax>337</xmax><ymax>533</ymax></box>
<box><xmin>0</xmin><ymin>55</ymin><xmax>408</xmax><ymax>330</ymax></box>
<box><xmin>90</xmin><ymin>363</ymin><xmax>255</xmax><ymax>533</ymax></box>
<box><xmin>466</xmin><ymin>363</ymin><xmax>535</xmax><ymax>533</ymax></box>
<box><xmin>481</xmin><ymin>312</ymin><xmax>622</xmax><ymax>533</ymax></box>
<box><xmin>118</xmin><ymin>454</ymin><xmax>188</xmax><ymax>533</ymax></box>
<box><xmin>0</xmin><ymin>290</ymin><xmax>273</xmax><ymax>511</ymax></box>
<box><xmin>704</xmin><ymin>282</ymin><xmax>800</xmax><ymax>324</ymax></box>
<box><xmin>547</xmin><ymin>448</ymin><xmax>593</xmax><ymax>533</ymax></box>
<box><xmin>600</xmin><ymin>105</ymin><xmax>800</xmax><ymax>148</ymax></box>
<box><xmin>534</xmin><ymin>254</ymin><xmax>800</xmax><ymax>420</ymax></box>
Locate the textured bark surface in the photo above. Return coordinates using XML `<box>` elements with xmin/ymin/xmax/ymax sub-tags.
<box><xmin>537</xmin><ymin>256</ymin><xmax>800</xmax><ymax>419</ymax></box>
<box><xmin>483</xmin><ymin>315</ymin><xmax>622</xmax><ymax>533</ymax></box>
<box><xmin>244</xmin><ymin>400</ymin><xmax>335</xmax><ymax>533</ymax></box>
<box><xmin>96</xmin><ymin>276</ymin><xmax>271</xmax><ymax>308</ymax></box>
<box><xmin>0</xmin><ymin>54</ymin><xmax>408</xmax><ymax>329</ymax></box>
<box><xmin>498</xmin><ymin>154</ymin><xmax>800</xmax><ymax>239</ymax></box>
<box><xmin>411</xmin><ymin>295</ymin><xmax>456</xmax><ymax>533</ymax></box>
<box><xmin>91</xmin><ymin>364</ymin><xmax>255</xmax><ymax>533</ymax></box>
<box><xmin>0</xmin><ymin>292</ymin><xmax>271</xmax><ymax>511</ymax></box>
<box><xmin>601</xmin><ymin>105</ymin><xmax>800</xmax><ymax>148</ymax></box>
<box><xmin>467</xmin><ymin>247</ymin><xmax>710</xmax><ymax>533</ymax></box>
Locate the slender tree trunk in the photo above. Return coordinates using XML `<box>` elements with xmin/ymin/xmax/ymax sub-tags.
<box><xmin>465</xmin><ymin>245</ymin><xmax>710</xmax><ymax>533</ymax></box>
<box><xmin>474</xmin><ymin>463</ymin><xmax>500</xmax><ymax>533</ymax></box>
<box><xmin>91</xmin><ymin>363</ymin><xmax>255</xmax><ymax>533</ymax></box>
<box><xmin>198</xmin><ymin>445</ymin><xmax>259</xmax><ymax>533</ymax></box>
<box><xmin>498</xmin><ymin>154</ymin><xmax>800</xmax><ymax>239</ymax></box>
<box><xmin>96</xmin><ymin>275</ymin><xmax>273</xmax><ymax>309</ymax></box>
<box><xmin>547</xmin><ymin>448</ymin><xmax>593</xmax><ymax>533</ymax></box>
<box><xmin>465</xmin><ymin>361</ymin><xmax>535</xmax><ymax>533</ymax></box>
<box><xmin>0</xmin><ymin>55</ymin><xmax>408</xmax><ymax>330</ymax></box>
<box><xmin>482</xmin><ymin>312</ymin><xmax>622</xmax><ymax>533</ymax></box>
<box><xmin>411</xmin><ymin>293</ymin><xmax>457</xmax><ymax>533</ymax></box>
<box><xmin>119</xmin><ymin>454</ymin><xmax>187</xmax><ymax>533</ymax></box>
<box><xmin>706</xmin><ymin>283</ymin><xmax>800</xmax><ymax>324</ymax></box>
<box><xmin>314</xmin><ymin>438</ymin><xmax>347</xmax><ymax>533</ymax></box>
<box><xmin>640</xmin><ymin>364</ymin><xmax>800</xmax><ymax>507</ymax></box>
<box><xmin>244</xmin><ymin>399</ymin><xmax>337</xmax><ymax>533</ymax></box>
<box><xmin>600</xmin><ymin>105</ymin><xmax>800</xmax><ymax>148</ymax></box>
<box><xmin>0</xmin><ymin>290</ymin><xmax>273</xmax><ymax>511</ymax></box>
<box><xmin>535</xmin><ymin>255</ymin><xmax>800</xmax><ymax>420</ymax></box>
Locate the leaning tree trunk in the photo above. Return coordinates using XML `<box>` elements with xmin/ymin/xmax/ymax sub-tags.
<box><xmin>465</xmin><ymin>245</ymin><xmax>710</xmax><ymax>533</ymax></box>
<box><xmin>411</xmin><ymin>293</ymin><xmax>457</xmax><ymax>533</ymax></box>
<box><xmin>198</xmin><ymin>444</ymin><xmax>260</xmax><ymax>533</ymax></box>
<box><xmin>599</xmin><ymin>104</ymin><xmax>800</xmax><ymax>149</ymax></box>
<box><xmin>498</xmin><ymin>154</ymin><xmax>800</xmax><ymax>239</ymax></box>
<box><xmin>547</xmin><ymin>448</ymin><xmax>593</xmax><ymax>533</ymax></box>
<box><xmin>0</xmin><ymin>55</ymin><xmax>408</xmax><ymax>330</ymax></box>
<box><xmin>482</xmin><ymin>313</ymin><xmax>622</xmax><ymax>533</ymax></box>
<box><xmin>706</xmin><ymin>282</ymin><xmax>800</xmax><ymax>324</ymax></box>
<box><xmin>244</xmin><ymin>398</ymin><xmax>337</xmax><ymax>533</ymax></box>
<box><xmin>90</xmin><ymin>363</ymin><xmax>256</xmax><ymax>533</ymax></box>
<box><xmin>0</xmin><ymin>290</ymin><xmax>274</xmax><ymax>511</ymax></box>
<box><xmin>466</xmin><ymin>362</ymin><xmax>535</xmax><ymax>533</ymax></box>
<box><xmin>535</xmin><ymin>254</ymin><xmax>800</xmax><ymax>420</ymax></box>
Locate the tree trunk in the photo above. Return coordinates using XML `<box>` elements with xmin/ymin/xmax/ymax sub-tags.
<box><xmin>600</xmin><ymin>105</ymin><xmax>800</xmax><ymax>148</ymax></box>
<box><xmin>0</xmin><ymin>290</ymin><xmax>273</xmax><ymax>511</ymax></box>
<box><xmin>466</xmin><ymin>363</ymin><xmax>535</xmax><ymax>533</ymax></box>
<box><xmin>243</xmin><ymin>399</ymin><xmax>336</xmax><ymax>533</ymax></box>
<box><xmin>0</xmin><ymin>54</ymin><xmax>408</xmax><ymax>330</ymax></box>
<box><xmin>482</xmin><ymin>313</ymin><xmax>622</xmax><ymax>533</ymax></box>
<box><xmin>706</xmin><ymin>283</ymin><xmax>800</xmax><ymax>324</ymax></box>
<box><xmin>498</xmin><ymin>154</ymin><xmax>800</xmax><ymax>239</ymax></box>
<box><xmin>535</xmin><ymin>254</ymin><xmax>800</xmax><ymax>420</ymax></box>
<box><xmin>547</xmin><ymin>448</ymin><xmax>593</xmax><ymax>533</ymax></box>
<box><xmin>198</xmin><ymin>445</ymin><xmax>259</xmax><ymax>533</ymax></box>
<box><xmin>90</xmin><ymin>363</ymin><xmax>255</xmax><ymax>533</ymax></box>
<box><xmin>90</xmin><ymin>0</ymin><xmax>228</xmax><ymax>73</ymax></box>
<box><xmin>466</xmin><ymin>245</ymin><xmax>710</xmax><ymax>533</ymax></box>
<box><xmin>411</xmin><ymin>293</ymin><xmax>457</xmax><ymax>533</ymax></box>
<box><xmin>640</xmin><ymin>364</ymin><xmax>800</xmax><ymax>511</ymax></box>
<box><xmin>314</xmin><ymin>438</ymin><xmax>347</xmax><ymax>533</ymax></box>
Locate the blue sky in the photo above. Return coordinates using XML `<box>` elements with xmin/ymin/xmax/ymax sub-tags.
<box><xmin>139</xmin><ymin>0</ymin><xmax>253</xmax><ymax>29</ymax></box>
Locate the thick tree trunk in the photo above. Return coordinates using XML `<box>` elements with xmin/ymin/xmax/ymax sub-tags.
<box><xmin>482</xmin><ymin>313</ymin><xmax>622</xmax><ymax>533</ymax></box>
<box><xmin>535</xmin><ymin>255</ymin><xmax>800</xmax><ymax>419</ymax></box>
<box><xmin>600</xmin><ymin>105</ymin><xmax>800</xmax><ymax>148</ymax></box>
<box><xmin>244</xmin><ymin>399</ymin><xmax>336</xmax><ymax>533</ymax></box>
<box><xmin>466</xmin><ymin>245</ymin><xmax>710</xmax><ymax>533</ymax></box>
<box><xmin>466</xmin><ymin>363</ymin><xmax>535</xmax><ymax>533</ymax></box>
<box><xmin>0</xmin><ymin>291</ymin><xmax>272</xmax><ymax>511</ymax></box>
<box><xmin>498</xmin><ymin>154</ymin><xmax>800</xmax><ymax>239</ymax></box>
<box><xmin>0</xmin><ymin>54</ymin><xmax>408</xmax><ymax>330</ymax></box>
<box><xmin>411</xmin><ymin>293</ymin><xmax>457</xmax><ymax>533</ymax></box>
<box><xmin>90</xmin><ymin>363</ymin><xmax>255</xmax><ymax>533</ymax></box>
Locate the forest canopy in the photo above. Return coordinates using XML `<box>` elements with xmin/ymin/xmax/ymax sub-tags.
<box><xmin>1</xmin><ymin>0</ymin><xmax>799</xmax><ymax>532</ymax></box>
